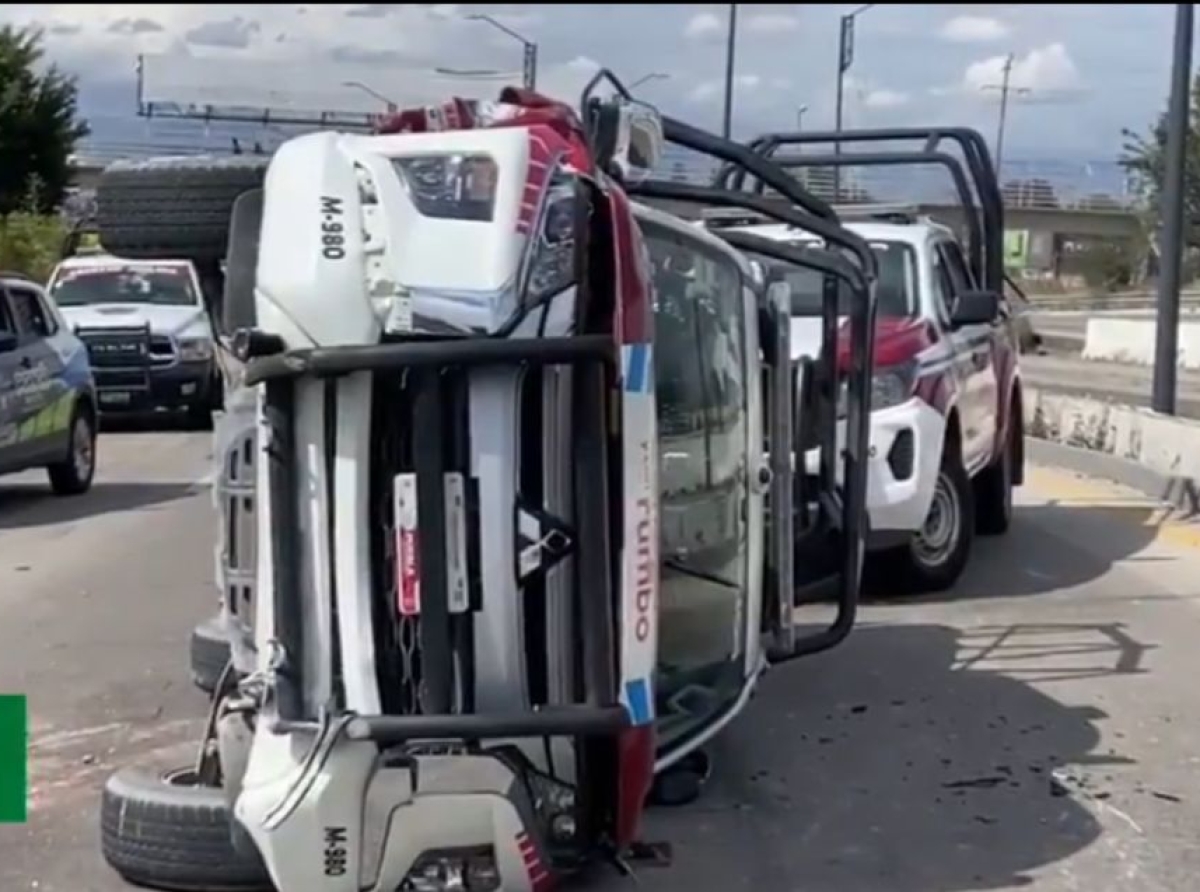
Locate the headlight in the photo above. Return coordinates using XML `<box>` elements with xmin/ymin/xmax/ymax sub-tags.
<box><xmin>836</xmin><ymin>366</ymin><xmax>914</xmax><ymax>419</ymax></box>
<box><xmin>393</xmin><ymin>153</ymin><xmax>498</xmax><ymax>222</ymax></box>
<box><xmin>177</xmin><ymin>337</ymin><xmax>213</xmax><ymax>362</ymax></box>
<box><xmin>403</xmin><ymin>847</ymin><xmax>501</xmax><ymax>892</ymax></box>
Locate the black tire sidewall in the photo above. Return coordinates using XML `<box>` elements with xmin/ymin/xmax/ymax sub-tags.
<box><xmin>976</xmin><ymin>411</ymin><xmax>1017</xmax><ymax>536</ymax></box>
<box><xmin>100</xmin><ymin>766</ymin><xmax>271</xmax><ymax>891</ymax></box>
<box><xmin>901</xmin><ymin>444</ymin><xmax>974</xmax><ymax>592</ymax></box>
<box><xmin>48</xmin><ymin>405</ymin><xmax>96</xmax><ymax>495</ymax></box>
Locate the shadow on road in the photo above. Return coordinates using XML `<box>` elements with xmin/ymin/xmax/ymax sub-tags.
<box><xmin>0</xmin><ymin>481</ymin><xmax>199</xmax><ymax>531</ymax></box>
<box><xmin>619</xmin><ymin>621</ymin><xmax>1138</xmax><ymax>892</ymax></box>
<box><xmin>99</xmin><ymin>413</ymin><xmax>206</xmax><ymax>435</ymax></box>
<box><xmin>866</xmin><ymin>501</ymin><xmax>1165</xmax><ymax>604</ymax></box>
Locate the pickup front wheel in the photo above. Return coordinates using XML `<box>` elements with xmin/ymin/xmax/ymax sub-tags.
<box><xmin>888</xmin><ymin>440</ymin><xmax>974</xmax><ymax>594</ymax></box>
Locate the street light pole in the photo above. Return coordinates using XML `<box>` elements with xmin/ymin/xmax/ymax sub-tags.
<box><xmin>342</xmin><ymin>80</ymin><xmax>397</xmax><ymax>112</ymax></box>
<box><xmin>1153</xmin><ymin>2</ymin><xmax>1194</xmax><ymax>416</ymax></box>
<box><xmin>630</xmin><ymin>72</ymin><xmax>670</xmax><ymax>91</ymax></box>
<box><xmin>467</xmin><ymin>14</ymin><xmax>538</xmax><ymax>90</ymax></box>
<box><xmin>796</xmin><ymin>103</ymin><xmax>809</xmax><ymax>130</ymax></box>
<box><xmin>722</xmin><ymin>4</ymin><xmax>738</xmax><ymax>139</ymax></box>
<box><xmin>834</xmin><ymin>4</ymin><xmax>874</xmax><ymax>201</ymax></box>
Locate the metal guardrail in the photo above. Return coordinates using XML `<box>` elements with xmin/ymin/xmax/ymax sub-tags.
<box><xmin>1028</xmin><ymin>290</ymin><xmax>1200</xmax><ymax>310</ymax></box>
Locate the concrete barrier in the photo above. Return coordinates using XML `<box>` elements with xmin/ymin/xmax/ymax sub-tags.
<box><xmin>1025</xmin><ymin>385</ymin><xmax>1200</xmax><ymax>516</ymax></box>
<box><xmin>1082</xmin><ymin>317</ymin><xmax>1200</xmax><ymax>369</ymax></box>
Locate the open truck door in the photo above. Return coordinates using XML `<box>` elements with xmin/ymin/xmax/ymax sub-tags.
<box><xmin>585</xmin><ymin>73</ymin><xmax>880</xmax><ymax>667</ymax></box>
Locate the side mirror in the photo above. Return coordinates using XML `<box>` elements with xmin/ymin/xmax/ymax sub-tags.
<box><xmin>0</xmin><ymin>331</ymin><xmax>16</xmax><ymax>354</ymax></box>
<box><xmin>951</xmin><ymin>290</ymin><xmax>1000</xmax><ymax>327</ymax></box>
<box><xmin>222</xmin><ymin>188</ymin><xmax>264</xmax><ymax>335</ymax></box>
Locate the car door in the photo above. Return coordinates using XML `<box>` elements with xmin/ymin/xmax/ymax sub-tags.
<box><xmin>0</xmin><ymin>288</ymin><xmax>25</xmax><ymax>472</ymax></box>
<box><xmin>641</xmin><ymin>216</ymin><xmax>759</xmax><ymax>760</ymax></box>
<box><xmin>5</xmin><ymin>284</ymin><xmax>70</xmax><ymax>465</ymax></box>
<box><xmin>932</xmin><ymin>239</ymin><xmax>997</xmax><ymax>474</ymax></box>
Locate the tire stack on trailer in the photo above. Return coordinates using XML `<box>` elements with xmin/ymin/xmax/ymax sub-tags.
<box><xmin>95</xmin><ymin>155</ymin><xmax>272</xmax><ymax>892</ymax></box>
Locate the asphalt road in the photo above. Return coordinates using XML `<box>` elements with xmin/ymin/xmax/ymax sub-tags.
<box><xmin>4</xmin><ymin>430</ymin><xmax>1200</xmax><ymax>891</ymax></box>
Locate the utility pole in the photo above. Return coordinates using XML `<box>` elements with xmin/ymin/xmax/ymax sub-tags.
<box><xmin>722</xmin><ymin>4</ymin><xmax>738</xmax><ymax>139</ymax></box>
<box><xmin>834</xmin><ymin>4</ymin><xmax>874</xmax><ymax>201</ymax></box>
<box><xmin>1153</xmin><ymin>2</ymin><xmax>1194</xmax><ymax>416</ymax></box>
<box><xmin>981</xmin><ymin>54</ymin><xmax>1030</xmax><ymax>179</ymax></box>
<box><xmin>467</xmin><ymin>14</ymin><xmax>538</xmax><ymax>90</ymax></box>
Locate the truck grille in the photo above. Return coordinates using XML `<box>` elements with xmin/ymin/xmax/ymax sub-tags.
<box><xmin>77</xmin><ymin>328</ymin><xmax>177</xmax><ymax>369</ymax></box>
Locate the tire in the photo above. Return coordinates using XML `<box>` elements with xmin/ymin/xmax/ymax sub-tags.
<box><xmin>889</xmin><ymin>440</ymin><xmax>974</xmax><ymax>594</ymax></box>
<box><xmin>47</xmin><ymin>403</ymin><xmax>97</xmax><ymax>496</ymax></box>
<box><xmin>975</xmin><ymin>411</ymin><xmax>1017</xmax><ymax>536</ymax></box>
<box><xmin>186</xmin><ymin>400</ymin><xmax>215</xmax><ymax>432</ymax></box>
<box><xmin>190</xmin><ymin>617</ymin><xmax>233</xmax><ymax>695</ymax></box>
<box><xmin>100</xmin><ymin>766</ymin><xmax>272</xmax><ymax>891</ymax></box>
<box><xmin>97</xmin><ymin>156</ymin><xmax>270</xmax><ymax>263</ymax></box>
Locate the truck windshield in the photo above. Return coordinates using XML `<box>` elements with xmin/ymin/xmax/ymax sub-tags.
<box><xmin>751</xmin><ymin>240</ymin><xmax>917</xmax><ymax>318</ymax></box>
<box><xmin>50</xmin><ymin>264</ymin><xmax>199</xmax><ymax>308</ymax></box>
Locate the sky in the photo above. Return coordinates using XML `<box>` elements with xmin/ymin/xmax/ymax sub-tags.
<box><xmin>0</xmin><ymin>3</ymin><xmax>1182</xmax><ymax>191</ymax></box>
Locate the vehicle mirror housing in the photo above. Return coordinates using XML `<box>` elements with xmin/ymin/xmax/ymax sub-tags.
<box><xmin>0</xmin><ymin>331</ymin><xmax>16</xmax><ymax>354</ymax></box>
<box><xmin>951</xmin><ymin>289</ymin><xmax>1000</xmax><ymax>327</ymax></box>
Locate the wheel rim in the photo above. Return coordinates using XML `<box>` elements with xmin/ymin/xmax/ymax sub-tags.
<box><xmin>913</xmin><ymin>470</ymin><xmax>962</xmax><ymax>568</ymax></box>
<box><xmin>72</xmin><ymin>417</ymin><xmax>94</xmax><ymax>480</ymax></box>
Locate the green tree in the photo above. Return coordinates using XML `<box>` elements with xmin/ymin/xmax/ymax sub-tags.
<box><xmin>0</xmin><ymin>24</ymin><xmax>90</xmax><ymax>215</ymax></box>
<box><xmin>1119</xmin><ymin>70</ymin><xmax>1200</xmax><ymax>247</ymax></box>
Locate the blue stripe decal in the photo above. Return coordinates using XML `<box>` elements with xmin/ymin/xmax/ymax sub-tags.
<box><xmin>624</xmin><ymin>343</ymin><xmax>652</xmax><ymax>394</ymax></box>
<box><xmin>624</xmin><ymin>678</ymin><xmax>653</xmax><ymax>725</ymax></box>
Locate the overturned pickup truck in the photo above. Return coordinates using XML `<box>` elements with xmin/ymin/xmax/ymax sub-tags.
<box><xmin>92</xmin><ymin>79</ymin><xmax>879</xmax><ymax>892</ymax></box>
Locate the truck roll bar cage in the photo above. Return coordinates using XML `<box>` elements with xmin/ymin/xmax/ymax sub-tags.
<box><xmin>714</xmin><ymin>127</ymin><xmax>1005</xmax><ymax>292</ymax></box>
<box><xmin>579</xmin><ymin>67</ymin><xmax>879</xmax><ymax>661</ymax></box>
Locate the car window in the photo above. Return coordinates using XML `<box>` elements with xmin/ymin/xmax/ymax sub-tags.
<box><xmin>642</xmin><ymin>219</ymin><xmax>751</xmax><ymax>748</ymax></box>
<box><xmin>0</xmin><ymin>291</ymin><xmax>15</xmax><ymax>337</ymax></box>
<box><xmin>8</xmin><ymin>286</ymin><xmax>56</xmax><ymax>339</ymax></box>
<box><xmin>49</xmin><ymin>263</ymin><xmax>199</xmax><ymax>307</ymax></box>
<box><xmin>936</xmin><ymin>240</ymin><xmax>973</xmax><ymax>294</ymax></box>
<box><xmin>929</xmin><ymin>249</ymin><xmax>956</xmax><ymax>328</ymax></box>
<box><xmin>747</xmin><ymin>241</ymin><xmax>918</xmax><ymax>319</ymax></box>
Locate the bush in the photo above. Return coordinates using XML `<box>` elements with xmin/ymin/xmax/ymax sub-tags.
<box><xmin>1077</xmin><ymin>239</ymin><xmax>1139</xmax><ymax>292</ymax></box>
<box><xmin>0</xmin><ymin>212</ymin><xmax>66</xmax><ymax>283</ymax></box>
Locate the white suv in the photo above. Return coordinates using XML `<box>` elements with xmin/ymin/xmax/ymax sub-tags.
<box><xmin>718</xmin><ymin>211</ymin><xmax>1024</xmax><ymax>592</ymax></box>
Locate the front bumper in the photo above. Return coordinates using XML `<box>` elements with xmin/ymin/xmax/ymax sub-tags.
<box><xmin>805</xmin><ymin>397</ymin><xmax>945</xmax><ymax>544</ymax></box>
<box><xmin>94</xmin><ymin>360</ymin><xmax>215</xmax><ymax>412</ymax></box>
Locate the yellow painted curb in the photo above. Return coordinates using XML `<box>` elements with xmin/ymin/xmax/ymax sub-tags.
<box><xmin>1027</xmin><ymin>466</ymin><xmax>1200</xmax><ymax>552</ymax></box>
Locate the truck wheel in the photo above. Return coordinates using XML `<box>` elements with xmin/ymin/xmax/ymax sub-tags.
<box><xmin>187</xmin><ymin>400</ymin><xmax>215</xmax><ymax>432</ymax></box>
<box><xmin>96</xmin><ymin>156</ymin><xmax>269</xmax><ymax>263</ymax></box>
<box><xmin>47</xmin><ymin>403</ymin><xmax>97</xmax><ymax>496</ymax></box>
<box><xmin>100</xmin><ymin>766</ymin><xmax>272</xmax><ymax>891</ymax></box>
<box><xmin>975</xmin><ymin>410</ymin><xmax>1018</xmax><ymax>536</ymax></box>
<box><xmin>890</xmin><ymin>440</ymin><xmax>974</xmax><ymax>594</ymax></box>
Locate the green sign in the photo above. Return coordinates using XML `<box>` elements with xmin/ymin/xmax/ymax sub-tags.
<box><xmin>0</xmin><ymin>696</ymin><xmax>27</xmax><ymax>823</ymax></box>
<box><xmin>1004</xmin><ymin>229</ymin><xmax>1030</xmax><ymax>269</ymax></box>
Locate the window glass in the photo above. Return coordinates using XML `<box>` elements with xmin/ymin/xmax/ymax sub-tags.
<box><xmin>939</xmin><ymin>239</ymin><xmax>973</xmax><ymax>293</ymax></box>
<box><xmin>50</xmin><ymin>263</ymin><xmax>199</xmax><ymax>307</ymax></box>
<box><xmin>8</xmin><ymin>287</ymin><xmax>56</xmax><ymax>338</ymax></box>
<box><xmin>643</xmin><ymin>221</ymin><xmax>750</xmax><ymax>752</ymax></box>
<box><xmin>748</xmin><ymin>241</ymin><xmax>919</xmax><ymax>319</ymax></box>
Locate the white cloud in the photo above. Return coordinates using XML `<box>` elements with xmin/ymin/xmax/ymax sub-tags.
<box><xmin>687</xmin><ymin>72</ymin><xmax>785</xmax><ymax>105</ymax></box>
<box><xmin>938</xmin><ymin>15</ymin><xmax>1010</xmax><ymax>43</ymax></box>
<box><xmin>744</xmin><ymin>12</ymin><xmax>800</xmax><ymax>35</ymax></box>
<box><xmin>684</xmin><ymin>11</ymin><xmax>723</xmax><ymax>40</ymax></box>
<box><xmin>862</xmin><ymin>88</ymin><xmax>910</xmax><ymax>109</ymax></box>
<box><xmin>962</xmin><ymin>43</ymin><xmax>1081</xmax><ymax>94</ymax></box>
